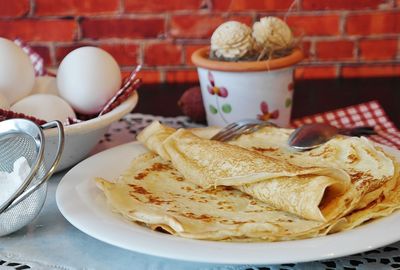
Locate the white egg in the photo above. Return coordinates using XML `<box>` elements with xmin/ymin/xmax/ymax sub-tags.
<box><xmin>57</xmin><ymin>46</ymin><xmax>122</xmax><ymax>114</ymax></box>
<box><xmin>11</xmin><ymin>94</ymin><xmax>76</xmax><ymax>122</ymax></box>
<box><xmin>0</xmin><ymin>93</ymin><xmax>10</xmax><ymax>109</ymax></box>
<box><xmin>0</xmin><ymin>38</ymin><xmax>35</xmax><ymax>104</ymax></box>
<box><xmin>31</xmin><ymin>75</ymin><xmax>59</xmax><ymax>96</ymax></box>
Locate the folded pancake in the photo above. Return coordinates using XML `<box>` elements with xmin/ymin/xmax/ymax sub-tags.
<box><xmin>137</xmin><ymin>121</ymin><xmax>354</xmax><ymax>222</ymax></box>
<box><xmin>96</xmin><ymin>123</ymin><xmax>400</xmax><ymax>242</ymax></box>
<box><xmin>95</xmin><ymin>152</ymin><xmax>336</xmax><ymax>241</ymax></box>
<box><xmin>185</xmin><ymin>125</ymin><xmax>397</xmax><ymax>213</ymax></box>
<box><xmin>196</xmin><ymin>125</ymin><xmax>400</xmax><ymax>231</ymax></box>
<box><xmin>226</xmin><ymin>126</ymin><xmax>397</xmax><ymax>212</ymax></box>
<box><xmin>95</xmin><ymin>151</ymin><xmax>400</xmax><ymax>241</ymax></box>
<box><xmin>331</xmin><ymin>159</ymin><xmax>400</xmax><ymax>232</ymax></box>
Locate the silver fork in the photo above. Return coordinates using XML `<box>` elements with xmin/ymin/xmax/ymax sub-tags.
<box><xmin>210</xmin><ymin>119</ymin><xmax>276</xmax><ymax>142</ymax></box>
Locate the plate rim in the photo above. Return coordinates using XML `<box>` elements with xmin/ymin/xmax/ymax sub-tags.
<box><xmin>56</xmin><ymin>141</ymin><xmax>400</xmax><ymax>265</ymax></box>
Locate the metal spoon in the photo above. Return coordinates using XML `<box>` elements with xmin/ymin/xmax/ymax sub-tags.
<box><xmin>288</xmin><ymin>123</ymin><xmax>376</xmax><ymax>151</ymax></box>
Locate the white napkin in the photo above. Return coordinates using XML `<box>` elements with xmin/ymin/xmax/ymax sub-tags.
<box><xmin>0</xmin><ymin>157</ymin><xmax>31</xmax><ymax>206</ymax></box>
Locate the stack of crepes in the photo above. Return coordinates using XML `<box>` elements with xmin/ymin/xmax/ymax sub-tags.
<box><xmin>96</xmin><ymin>121</ymin><xmax>400</xmax><ymax>241</ymax></box>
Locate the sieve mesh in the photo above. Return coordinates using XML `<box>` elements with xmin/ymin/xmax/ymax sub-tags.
<box><xmin>0</xmin><ymin>135</ymin><xmax>37</xmax><ymax>172</ymax></box>
<box><xmin>0</xmin><ymin>182</ymin><xmax>47</xmax><ymax>236</ymax></box>
<box><xmin>0</xmin><ymin>119</ymin><xmax>64</xmax><ymax>237</ymax></box>
<box><xmin>0</xmin><ymin>134</ymin><xmax>47</xmax><ymax>236</ymax></box>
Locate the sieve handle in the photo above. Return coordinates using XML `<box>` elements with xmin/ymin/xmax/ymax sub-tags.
<box><xmin>40</xmin><ymin>120</ymin><xmax>65</xmax><ymax>181</ymax></box>
<box><xmin>8</xmin><ymin>120</ymin><xmax>65</xmax><ymax>209</ymax></box>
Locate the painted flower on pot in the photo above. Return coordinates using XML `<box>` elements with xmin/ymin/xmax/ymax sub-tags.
<box><xmin>207</xmin><ymin>72</ymin><xmax>228</xmax><ymax>98</ymax></box>
<box><xmin>285</xmin><ymin>81</ymin><xmax>294</xmax><ymax>108</ymax></box>
<box><xmin>207</xmin><ymin>71</ymin><xmax>232</xmax><ymax>123</ymax></box>
<box><xmin>257</xmin><ymin>101</ymin><xmax>279</xmax><ymax>121</ymax></box>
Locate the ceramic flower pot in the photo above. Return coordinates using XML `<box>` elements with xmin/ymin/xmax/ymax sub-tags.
<box><xmin>191</xmin><ymin>47</ymin><xmax>303</xmax><ymax>127</ymax></box>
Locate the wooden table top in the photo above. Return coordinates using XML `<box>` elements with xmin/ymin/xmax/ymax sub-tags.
<box><xmin>133</xmin><ymin>77</ymin><xmax>400</xmax><ymax>128</ymax></box>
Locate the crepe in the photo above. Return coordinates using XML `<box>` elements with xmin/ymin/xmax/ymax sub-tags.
<box><xmin>96</xmin><ymin>122</ymin><xmax>400</xmax><ymax>242</ymax></box>
<box><xmin>95</xmin><ymin>149</ymin><xmax>400</xmax><ymax>241</ymax></box>
<box><xmin>137</xmin><ymin>122</ymin><xmax>354</xmax><ymax>222</ymax></box>
<box><xmin>96</xmin><ymin>152</ymin><xmax>334</xmax><ymax>241</ymax></box>
<box><xmin>189</xmin><ymin>125</ymin><xmax>400</xmax><ymax>229</ymax></box>
<box><xmin>225</xmin><ymin>126</ymin><xmax>397</xmax><ymax>211</ymax></box>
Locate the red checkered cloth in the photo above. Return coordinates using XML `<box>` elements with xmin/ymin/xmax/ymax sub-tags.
<box><xmin>292</xmin><ymin>100</ymin><xmax>400</xmax><ymax>149</ymax></box>
<box><xmin>14</xmin><ymin>38</ymin><xmax>46</xmax><ymax>76</ymax></box>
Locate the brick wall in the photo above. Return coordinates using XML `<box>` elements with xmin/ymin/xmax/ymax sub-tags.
<box><xmin>0</xmin><ymin>0</ymin><xmax>399</xmax><ymax>83</ymax></box>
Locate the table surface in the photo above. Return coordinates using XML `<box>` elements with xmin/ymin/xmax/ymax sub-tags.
<box><xmin>1</xmin><ymin>77</ymin><xmax>400</xmax><ymax>269</ymax></box>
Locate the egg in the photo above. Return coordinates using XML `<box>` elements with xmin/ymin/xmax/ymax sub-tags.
<box><xmin>57</xmin><ymin>47</ymin><xmax>122</xmax><ymax>115</ymax></box>
<box><xmin>11</xmin><ymin>94</ymin><xmax>76</xmax><ymax>122</ymax></box>
<box><xmin>0</xmin><ymin>93</ymin><xmax>10</xmax><ymax>109</ymax></box>
<box><xmin>0</xmin><ymin>38</ymin><xmax>35</xmax><ymax>104</ymax></box>
<box><xmin>31</xmin><ymin>75</ymin><xmax>59</xmax><ymax>96</ymax></box>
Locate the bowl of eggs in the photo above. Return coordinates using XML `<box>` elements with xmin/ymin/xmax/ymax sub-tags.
<box><xmin>0</xmin><ymin>38</ymin><xmax>139</xmax><ymax>172</ymax></box>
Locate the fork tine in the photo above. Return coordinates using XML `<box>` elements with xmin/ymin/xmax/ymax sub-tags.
<box><xmin>257</xmin><ymin>121</ymin><xmax>277</xmax><ymax>129</ymax></box>
<box><xmin>215</xmin><ymin>124</ymin><xmax>247</xmax><ymax>142</ymax></box>
<box><xmin>210</xmin><ymin>122</ymin><xmax>241</xmax><ymax>141</ymax></box>
<box><xmin>243</xmin><ymin>124</ymin><xmax>263</xmax><ymax>135</ymax></box>
<box><xmin>218</xmin><ymin>123</ymin><xmax>258</xmax><ymax>142</ymax></box>
<box><xmin>227</xmin><ymin>121</ymin><xmax>274</xmax><ymax>140</ymax></box>
<box><xmin>234</xmin><ymin>122</ymin><xmax>269</xmax><ymax>138</ymax></box>
<box><xmin>210</xmin><ymin>119</ymin><xmax>276</xmax><ymax>142</ymax></box>
<box><xmin>224</xmin><ymin>124</ymin><xmax>258</xmax><ymax>142</ymax></box>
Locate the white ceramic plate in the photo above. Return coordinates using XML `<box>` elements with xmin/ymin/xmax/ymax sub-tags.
<box><xmin>56</xmin><ymin>142</ymin><xmax>400</xmax><ymax>265</ymax></box>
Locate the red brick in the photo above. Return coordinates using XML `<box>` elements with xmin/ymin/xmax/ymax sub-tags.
<box><xmin>81</xmin><ymin>18</ymin><xmax>164</xmax><ymax>39</ymax></box>
<box><xmin>300</xmin><ymin>41</ymin><xmax>312</xmax><ymax>60</ymax></box>
<box><xmin>286</xmin><ymin>15</ymin><xmax>340</xmax><ymax>36</ymax></box>
<box><xmin>302</xmin><ymin>0</ymin><xmax>385</xmax><ymax>10</ymax></box>
<box><xmin>137</xmin><ymin>70</ymin><xmax>162</xmax><ymax>84</ymax></box>
<box><xmin>99</xmin><ymin>44</ymin><xmax>139</xmax><ymax>66</ymax></box>
<box><xmin>43</xmin><ymin>0</ymin><xmax>117</xmax><ymax>15</ymax></box>
<box><xmin>125</xmin><ymin>0</ymin><xmax>202</xmax><ymax>12</ymax></box>
<box><xmin>346</xmin><ymin>12</ymin><xmax>400</xmax><ymax>35</ymax></box>
<box><xmin>295</xmin><ymin>66</ymin><xmax>336</xmax><ymax>79</ymax></box>
<box><xmin>55</xmin><ymin>44</ymin><xmax>90</xmax><ymax>64</ymax></box>
<box><xmin>144</xmin><ymin>43</ymin><xmax>182</xmax><ymax>66</ymax></box>
<box><xmin>170</xmin><ymin>15</ymin><xmax>252</xmax><ymax>39</ymax></box>
<box><xmin>185</xmin><ymin>44</ymin><xmax>208</xmax><ymax>65</ymax></box>
<box><xmin>212</xmin><ymin>0</ymin><xmax>295</xmax><ymax>11</ymax></box>
<box><xmin>31</xmin><ymin>45</ymin><xmax>52</xmax><ymax>66</ymax></box>
<box><xmin>359</xmin><ymin>39</ymin><xmax>398</xmax><ymax>60</ymax></box>
<box><xmin>342</xmin><ymin>64</ymin><xmax>400</xmax><ymax>78</ymax></box>
<box><xmin>231</xmin><ymin>16</ymin><xmax>253</xmax><ymax>26</ymax></box>
<box><xmin>56</xmin><ymin>43</ymin><xmax>139</xmax><ymax>66</ymax></box>
<box><xmin>166</xmin><ymin>69</ymin><xmax>199</xmax><ymax>83</ymax></box>
<box><xmin>0</xmin><ymin>20</ymin><xmax>77</xmax><ymax>41</ymax></box>
<box><xmin>35</xmin><ymin>0</ymin><xmax>119</xmax><ymax>16</ymax></box>
<box><xmin>316</xmin><ymin>40</ymin><xmax>354</xmax><ymax>60</ymax></box>
<box><xmin>0</xmin><ymin>0</ymin><xmax>30</xmax><ymax>17</ymax></box>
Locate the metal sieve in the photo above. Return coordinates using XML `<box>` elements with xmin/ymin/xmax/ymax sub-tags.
<box><xmin>0</xmin><ymin>119</ymin><xmax>64</xmax><ymax>236</ymax></box>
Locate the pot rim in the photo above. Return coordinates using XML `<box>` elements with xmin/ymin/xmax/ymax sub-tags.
<box><xmin>191</xmin><ymin>47</ymin><xmax>303</xmax><ymax>72</ymax></box>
